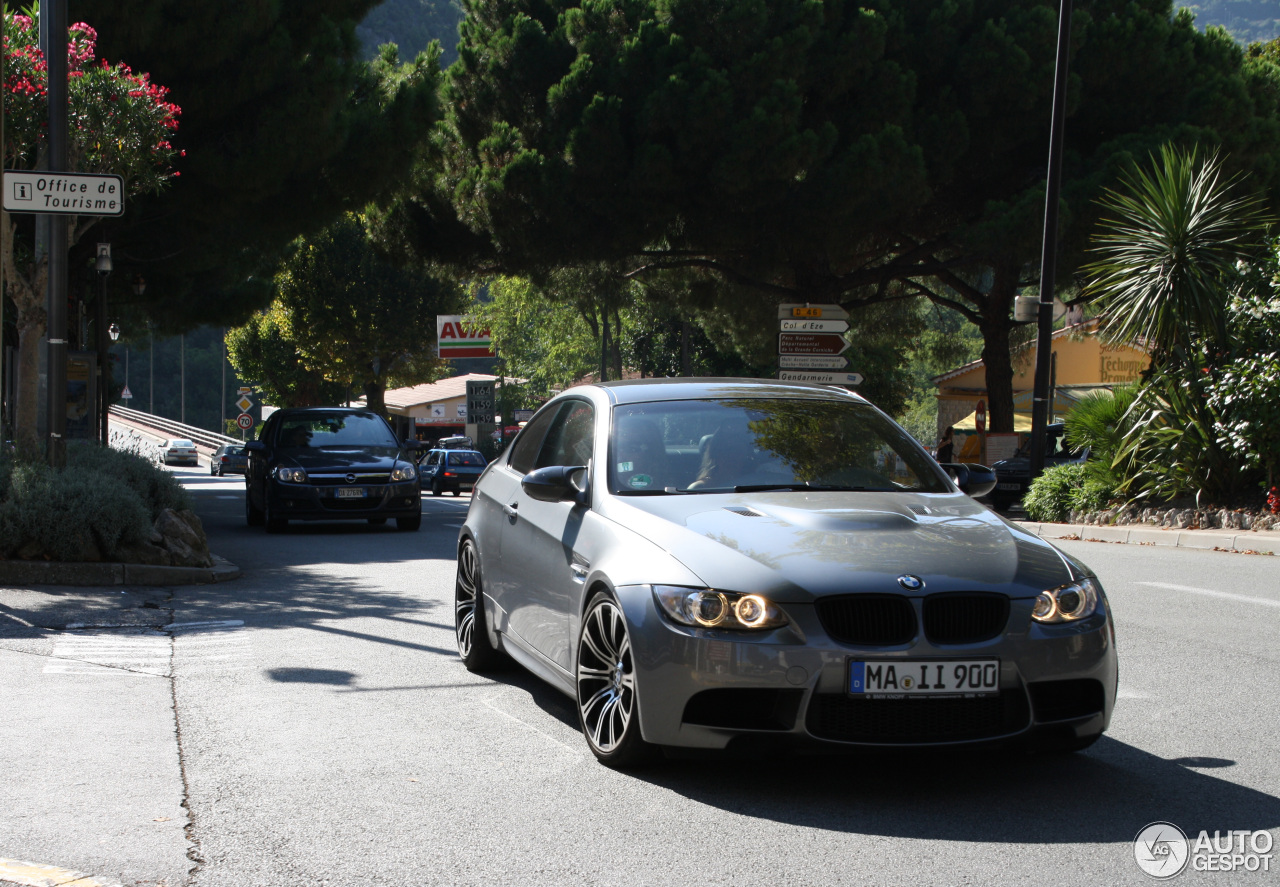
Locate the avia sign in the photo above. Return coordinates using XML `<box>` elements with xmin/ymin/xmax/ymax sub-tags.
<box><xmin>437</xmin><ymin>316</ymin><xmax>494</xmax><ymax>359</ymax></box>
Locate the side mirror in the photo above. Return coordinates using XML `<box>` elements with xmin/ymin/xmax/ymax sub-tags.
<box><xmin>522</xmin><ymin>465</ymin><xmax>589</xmax><ymax>506</ymax></box>
<box><xmin>942</xmin><ymin>462</ymin><xmax>997</xmax><ymax>499</ymax></box>
<box><xmin>244</xmin><ymin>440</ymin><xmax>267</xmax><ymax>453</ymax></box>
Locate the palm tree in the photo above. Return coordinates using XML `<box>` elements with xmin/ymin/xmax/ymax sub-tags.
<box><xmin>1081</xmin><ymin>144</ymin><xmax>1271</xmax><ymax>363</ymax></box>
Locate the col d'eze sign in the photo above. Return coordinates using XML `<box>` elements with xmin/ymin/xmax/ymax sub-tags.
<box><xmin>3</xmin><ymin>171</ymin><xmax>124</xmax><ymax>216</ymax></box>
<box><xmin>437</xmin><ymin>315</ymin><xmax>495</xmax><ymax>359</ymax></box>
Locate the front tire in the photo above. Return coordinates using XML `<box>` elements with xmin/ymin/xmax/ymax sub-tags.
<box><xmin>431</xmin><ymin>479</ymin><xmax>443</xmax><ymax>497</ymax></box>
<box><xmin>245</xmin><ymin>489</ymin><xmax>265</xmax><ymax>527</ymax></box>
<box><xmin>454</xmin><ymin>538</ymin><xmax>504</xmax><ymax>671</ymax></box>
<box><xmin>264</xmin><ymin>498</ymin><xmax>288</xmax><ymax>534</ymax></box>
<box><xmin>576</xmin><ymin>591</ymin><xmax>655</xmax><ymax>768</ymax></box>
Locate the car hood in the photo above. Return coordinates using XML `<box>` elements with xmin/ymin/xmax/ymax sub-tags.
<box><xmin>599</xmin><ymin>491</ymin><xmax>1073</xmax><ymax>601</ymax></box>
<box><xmin>275</xmin><ymin>447</ymin><xmax>409</xmax><ymax>472</ymax></box>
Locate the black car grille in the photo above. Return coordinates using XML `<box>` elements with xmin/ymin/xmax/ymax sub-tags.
<box><xmin>816</xmin><ymin>595</ymin><xmax>917</xmax><ymax>646</ymax></box>
<box><xmin>308</xmin><ymin>473</ymin><xmax>392</xmax><ymax>486</ymax></box>
<box><xmin>805</xmin><ymin>691</ymin><xmax>1031</xmax><ymax>744</ymax></box>
<box><xmin>922</xmin><ymin>593</ymin><xmax>1010</xmax><ymax>645</ymax></box>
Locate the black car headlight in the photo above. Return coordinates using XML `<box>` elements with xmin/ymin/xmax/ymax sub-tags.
<box><xmin>275</xmin><ymin>466</ymin><xmax>307</xmax><ymax>483</ymax></box>
<box><xmin>653</xmin><ymin>586</ymin><xmax>789</xmax><ymax>631</ymax></box>
<box><xmin>391</xmin><ymin>464</ymin><xmax>417</xmax><ymax>482</ymax></box>
<box><xmin>1032</xmin><ymin>578</ymin><xmax>1099</xmax><ymax>623</ymax></box>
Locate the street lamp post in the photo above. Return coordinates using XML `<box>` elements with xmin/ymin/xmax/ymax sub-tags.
<box><xmin>95</xmin><ymin>244</ymin><xmax>112</xmax><ymax>445</ymax></box>
<box><xmin>131</xmin><ymin>276</ymin><xmax>149</xmax><ymax>413</ymax></box>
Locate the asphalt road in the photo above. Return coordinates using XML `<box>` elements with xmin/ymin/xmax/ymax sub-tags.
<box><xmin>3</xmin><ymin>466</ymin><xmax>1279</xmax><ymax>887</ymax></box>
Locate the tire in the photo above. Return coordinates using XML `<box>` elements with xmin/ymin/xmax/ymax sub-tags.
<box><xmin>264</xmin><ymin>498</ymin><xmax>288</xmax><ymax>534</ymax></box>
<box><xmin>368</xmin><ymin>518</ymin><xmax>387</xmax><ymax>526</ymax></box>
<box><xmin>454</xmin><ymin>538</ymin><xmax>504</xmax><ymax>671</ymax></box>
<box><xmin>451</xmin><ymin>489</ymin><xmax>460</xmax><ymax>497</ymax></box>
<box><xmin>245</xmin><ymin>489</ymin><xmax>265</xmax><ymax>527</ymax></box>
<box><xmin>396</xmin><ymin>514</ymin><xmax>422</xmax><ymax>531</ymax></box>
<box><xmin>576</xmin><ymin>591</ymin><xmax>655</xmax><ymax>768</ymax></box>
<box><xmin>431</xmin><ymin>479</ymin><xmax>443</xmax><ymax>497</ymax></box>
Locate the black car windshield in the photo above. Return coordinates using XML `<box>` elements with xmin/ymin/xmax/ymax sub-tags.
<box><xmin>277</xmin><ymin>412</ymin><xmax>398</xmax><ymax>448</ymax></box>
<box><xmin>609</xmin><ymin>397</ymin><xmax>950</xmax><ymax>495</ymax></box>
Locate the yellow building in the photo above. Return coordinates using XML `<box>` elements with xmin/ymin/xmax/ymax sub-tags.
<box><xmin>932</xmin><ymin>319</ymin><xmax>1149</xmax><ymax>463</ymax></box>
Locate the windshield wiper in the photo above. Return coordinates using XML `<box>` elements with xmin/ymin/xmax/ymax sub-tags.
<box><xmin>731</xmin><ymin>483</ymin><xmax>886</xmax><ymax>493</ymax></box>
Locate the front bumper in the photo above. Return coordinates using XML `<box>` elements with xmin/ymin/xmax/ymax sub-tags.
<box><xmin>267</xmin><ymin>479</ymin><xmax>422</xmax><ymax>521</ymax></box>
<box><xmin>614</xmin><ymin>584</ymin><xmax>1117</xmax><ymax>750</ymax></box>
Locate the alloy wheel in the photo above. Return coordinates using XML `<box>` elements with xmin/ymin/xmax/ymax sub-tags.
<box><xmin>577</xmin><ymin>596</ymin><xmax>640</xmax><ymax>758</ymax></box>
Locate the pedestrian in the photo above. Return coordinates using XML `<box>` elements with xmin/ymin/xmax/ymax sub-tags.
<box><xmin>936</xmin><ymin>425</ymin><xmax>954</xmax><ymax>463</ymax></box>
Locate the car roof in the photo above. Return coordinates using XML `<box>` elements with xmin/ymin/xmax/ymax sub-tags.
<box><xmin>586</xmin><ymin>377</ymin><xmax>871</xmax><ymax>406</ymax></box>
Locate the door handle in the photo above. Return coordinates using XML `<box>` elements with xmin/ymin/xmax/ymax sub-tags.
<box><xmin>502</xmin><ymin>502</ymin><xmax>518</xmax><ymax>520</ymax></box>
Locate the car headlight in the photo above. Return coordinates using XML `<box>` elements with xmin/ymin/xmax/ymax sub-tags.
<box><xmin>275</xmin><ymin>466</ymin><xmax>307</xmax><ymax>483</ymax></box>
<box><xmin>1032</xmin><ymin>578</ymin><xmax>1099</xmax><ymax>624</ymax></box>
<box><xmin>391</xmin><ymin>464</ymin><xmax>417</xmax><ymax>482</ymax></box>
<box><xmin>653</xmin><ymin>586</ymin><xmax>789</xmax><ymax>631</ymax></box>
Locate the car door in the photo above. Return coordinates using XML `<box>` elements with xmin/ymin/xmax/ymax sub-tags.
<box><xmin>494</xmin><ymin>398</ymin><xmax>595</xmax><ymax>674</ymax></box>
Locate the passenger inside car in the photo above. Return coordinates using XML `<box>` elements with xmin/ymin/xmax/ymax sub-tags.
<box><xmin>687</xmin><ymin>426</ymin><xmax>756</xmax><ymax>490</ymax></box>
<box><xmin>281</xmin><ymin>425</ymin><xmax>312</xmax><ymax>448</ymax></box>
<box><xmin>614</xmin><ymin>416</ymin><xmax>672</xmax><ymax>491</ymax></box>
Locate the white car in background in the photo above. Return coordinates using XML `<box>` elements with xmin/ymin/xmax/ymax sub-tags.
<box><xmin>157</xmin><ymin>439</ymin><xmax>199</xmax><ymax>466</ymax></box>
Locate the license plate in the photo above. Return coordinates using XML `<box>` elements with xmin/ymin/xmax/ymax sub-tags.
<box><xmin>996</xmin><ymin>482</ymin><xmax>1021</xmax><ymax>491</ymax></box>
<box><xmin>336</xmin><ymin>487</ymin><xmax>366</xmax><ymax>499</ymax></box>
<box><xmin>849</xmin><ymin>660</ymin><xmax>999</xmax><ymax>697</ymax></box>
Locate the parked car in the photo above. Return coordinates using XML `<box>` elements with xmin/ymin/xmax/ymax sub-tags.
<box><xmin>988</xmin><ymin>423</ymin><xmax>1089</xmax><ymax>512</ymax></box>
<box><xmin>158</xmin><ymin>439</ymin><xmax>199</xmax><ymax>466</ymax></box>
<box><xmin>454</xmin><ymin>378</ymin><xmax>1116</xmax><ymax>767</ymax></box>
<box><xmin>210</xmin><ymin>444</ymin><xmax>249</xmax><ymax>476</ymax></box>
<box><xmin>243</xmin><ymin>407</ymin><xmax>424</xmax><ymax>533</ymax></box>
<box><xmin>420</xmin><ymin>448</ymin><xmax>488</xmax><ymax>496</ymax></box>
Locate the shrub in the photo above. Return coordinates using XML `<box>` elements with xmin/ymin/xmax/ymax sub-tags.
<box><xmin>1023</xmin><ymin>463</ymin><xmax>1117</xmax><ymax>523</ymax></box>
<box><xmin>66</xmin><ymin>441</ymin><xmax>188</xmax><ymax>519</ymax></box>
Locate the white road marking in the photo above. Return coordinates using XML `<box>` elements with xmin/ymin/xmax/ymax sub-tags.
<box><xmin>476</xmin><ymin>695</ymin><xmax>583</xmax><ymax>755</ymax></box>
<box><xmin>1136</xmin><ymin>582</ymin><xmax>1280</xmax><ymax>609</ymax></box>
<box><xmin>44</xmin><ymin>631</ymin><xmax>170</xmax><ymax>676</ymax></box>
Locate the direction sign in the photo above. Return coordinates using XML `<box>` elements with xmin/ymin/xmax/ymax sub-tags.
<box><xmin>778</xmin><ymin>333</ymin><xmax>849</xmax><ymax>356</ymax></box>
<box><xmin>3</xmin><ymin>170</ymin><xmax>125</xmax><ymax>216</ymax></box>
<box><xmin>237</xmin><ymin>413</ymin><xmax>254</xmax><ymax>430</ymax></box>
<box><xmin>778</xmin><ymin>355</ymin><xmax>850</xmax><ymax>369</ymax></box>
<box><xmin>779</xmin><ymin>318</ymin><xmax>850</xmax><ymax>333</ymax></box>
<box><xmin>235</xmin><ymin>395</ymin><xmax>254</xmax><ymax>413</ymax></box>
<box><xmin>778</xmin><ymin>371</ymin><xmax>864</xmax><ymax>386</ymax></box>
<box><xmin>777</xmin><ymin>302</ymin><xmax>849</xmax><ymax>320</ymax></box>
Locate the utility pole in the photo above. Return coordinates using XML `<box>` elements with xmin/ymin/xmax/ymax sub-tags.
<box><xmin>41</xmin><ymin>0</ymin><xmax>70</xmax><ymax>467</ymax></box>
<box><xmin>1029</xmin><ymin>0</ymin><xmax>1073</xmax><ymax>481</ymax></box>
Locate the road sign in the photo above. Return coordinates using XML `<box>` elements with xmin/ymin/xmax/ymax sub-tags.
<box><xmin>120</xmin><ymin>385</ymin><xmax>133</xmax><ymax>399</ymax></box>
<box><xmin>777</xmin><ymin>302</ymin><xmax>849</xmax><ymax>320</ymax></box>
<box><xmin>466</xmin><ymin>380</ymin><xmax>496</xmax><ymax>424</ymax></box>
<box><xmin>778</xmin><ymin>333</ymin><xmax>849</xmax><ymax>356</ymax></box>
<box><xmin>238</xmin><ymin>387</ymin><xmax>253</xmax><ymax>394</ymax></box>
<box><xmin>779</xmin><ymin>318</ymin><xmax>850</xmax><ymax>333</ymax></box>
<box><xmin>778</xmin><ymin>355</ymin><xmax>850</xmax><ymax>369</ymax></box>
<box><xmin>237</xmin><ymin>413</ymin><xmax>254</xmax><ymax>430</ymax></box>
<box><xmin>3</xmin><ymin>170</ymin><xmax>125</xmax><ymax>216</ymax></box>
<box><xmin>235</xmin><ymin>395</ymin><xmax>253</xmax><ymax>413</ymax></box>
<box><xmin>778</xmin><ymin>371</ymin><xmax>864</xmax><ymax>386</ymax></box>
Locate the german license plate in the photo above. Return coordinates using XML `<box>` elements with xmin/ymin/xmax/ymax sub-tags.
<box><xmin>849</xmin><ymin>660</ymin><xmax>999</xmax><ymax>696</ymax></box>
<box><xmin>997</xmin><ymin>482</ymin><xmax>1021</xmax><ymax>491</ymax></box>
<box><xmin>336</xmin><ymin>487</ymin><xmax>366</xmax><ymax>499</ymax></box>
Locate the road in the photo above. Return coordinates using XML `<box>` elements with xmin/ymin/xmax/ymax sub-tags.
<box><xmin>2</xmin><ymin>466</ymin><xmax>1279</xmax><ymax>886</ymax></box>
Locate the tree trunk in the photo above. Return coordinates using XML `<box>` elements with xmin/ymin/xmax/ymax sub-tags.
<box><xmin>363</xmin><ymin>378</ymin><xmax>386</xmax><ymax>417</ymax></box>
<box><xmin>3</xmin><ymin>212</ymin><xmax>50</xmax><ymax>452</ymax></box>
<box><xmin>976</xmin><ymin>263</ymin><xmax>1021</xmax><ymax>435</ymax></box>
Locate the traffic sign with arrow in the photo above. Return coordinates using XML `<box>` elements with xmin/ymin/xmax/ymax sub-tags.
<box><xmin>779</xmin><ymin>318</ymin><xmax>850</xmax><ymax>333</ymax></box>
<box><xmin>778</xmin><ymin>371</ymin><xmax>864</xmax><ymax>386</ymax></box>
<box><xmin>778</xmin><ymin>355</ymin><xmax>851</xmax><ymax>369</ymax></box>
<box><xmin>778</xmin><ymin>332</ymin><xmax>850</xmax><ymax>356</ymax></box>
<box><xmin>777</xmin><ymin>302</ymin><xmax>849</xmax><ymax>320</ymax></box>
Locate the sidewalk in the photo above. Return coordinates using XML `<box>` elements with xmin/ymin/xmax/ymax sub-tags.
<box><xmin>1016</xmin><ymin>519</ymin><xmax>1280</xmax><ymax>554</ymax></box>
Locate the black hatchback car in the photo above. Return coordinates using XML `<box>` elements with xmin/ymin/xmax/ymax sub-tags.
<box><xmin>244</xmin><ymin>407</ymin><xmax>424</xmax><ymax>532</ymax></box>
<box><xmin>419</xmin><ymin>448</ymin><xmax>488</xmax><ymax>496</ymax></box>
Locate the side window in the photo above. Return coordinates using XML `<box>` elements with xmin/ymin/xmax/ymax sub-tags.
<box><xmin>536</xmin><ymin>401</ymin><xmax>595</xmax><ymax>470</ymax></box>
<box><xmin>425</xmin><ymin>451</ymin><xmax>440</xmax><ymax>467</ymax></box>
<box><xmin>508</xmin><ymin>404</ymin><xmax>562</xmax><ymax>475</ymax></box>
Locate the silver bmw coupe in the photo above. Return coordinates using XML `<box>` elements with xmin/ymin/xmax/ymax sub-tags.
<box><xmin>454</xmin><ymin>379</ymin><xmax>1117</xmax><ymax>767</ymax></box>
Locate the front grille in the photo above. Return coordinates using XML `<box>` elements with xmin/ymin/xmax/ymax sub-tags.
<box><xmin>309</xmin><ymin>473</ymin><xmax>391</xmax><ymax>486</ymax></box>
<box><xmin>806</xmin><ymin>692</ymin><xmax>1031</xmax><ymax>743</ymax></box>
<box><xmin>922</xmin><ymin>593</ymin><xmax>1010</xmax><ymax>645</ymax></box>
<box><xmin>816</xmin><ymin>594</ymin><xmax>916</xmax><ymax>646</ymax></box>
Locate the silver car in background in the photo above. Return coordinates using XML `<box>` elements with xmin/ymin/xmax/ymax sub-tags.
<box><xmin>454</xmin><ymin>379</ymin><xmax>1117</xmax><ymax>767</ymax></box>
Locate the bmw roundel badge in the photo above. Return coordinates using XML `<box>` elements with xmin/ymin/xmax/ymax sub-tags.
<box><xmin>897</xmin><ymin>574</ymin><xmax>924</xmax><ymax>590</ymax></box>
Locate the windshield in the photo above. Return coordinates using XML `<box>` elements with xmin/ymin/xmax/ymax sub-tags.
<box><xmin>608</xmin><ymin>397</ymin><xmax>950</xmax><ymax>495</ymax></box>
<box><xmin>277</xmin><ymin>412</ymin><xmax>398</xmax><ymax>448</ymax></box>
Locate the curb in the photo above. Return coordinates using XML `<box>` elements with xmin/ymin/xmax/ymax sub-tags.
<box><xmin>1018</xmin><ymin>521</ymin><xmax>1280</xmax><ymax>555</ymax></box>
<box><xmin>0</xmin><ymin>554</ymin><xmax>242</xmax><ymax>587</ymax></box>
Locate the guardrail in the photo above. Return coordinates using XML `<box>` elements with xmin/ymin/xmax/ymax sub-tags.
<box><xmin>109</xmin><ymin>405</ymin><xmax>242</xmax><ymax>451</ymax></box>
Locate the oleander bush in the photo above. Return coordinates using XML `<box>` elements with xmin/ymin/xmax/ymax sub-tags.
<box><xmin>1023</xmin><ymin>463</ymin><xmax>1117</xmax><ymax>523</ymax></box>
<box><xmin>0</xmin><ymin>443</ymin><xmax>187</xmax><ymax>561</ymax></box>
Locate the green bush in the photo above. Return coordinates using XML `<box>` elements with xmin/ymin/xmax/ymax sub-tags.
<box><xmin>1023</xmin><ymin>463</ymin><xmax>1117</xmax><ymax>523</ymax></box>
<box><xmin>0</xmin><ymin>443</ymin><xmax>183</xmax><ymax>561</ymax></box>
